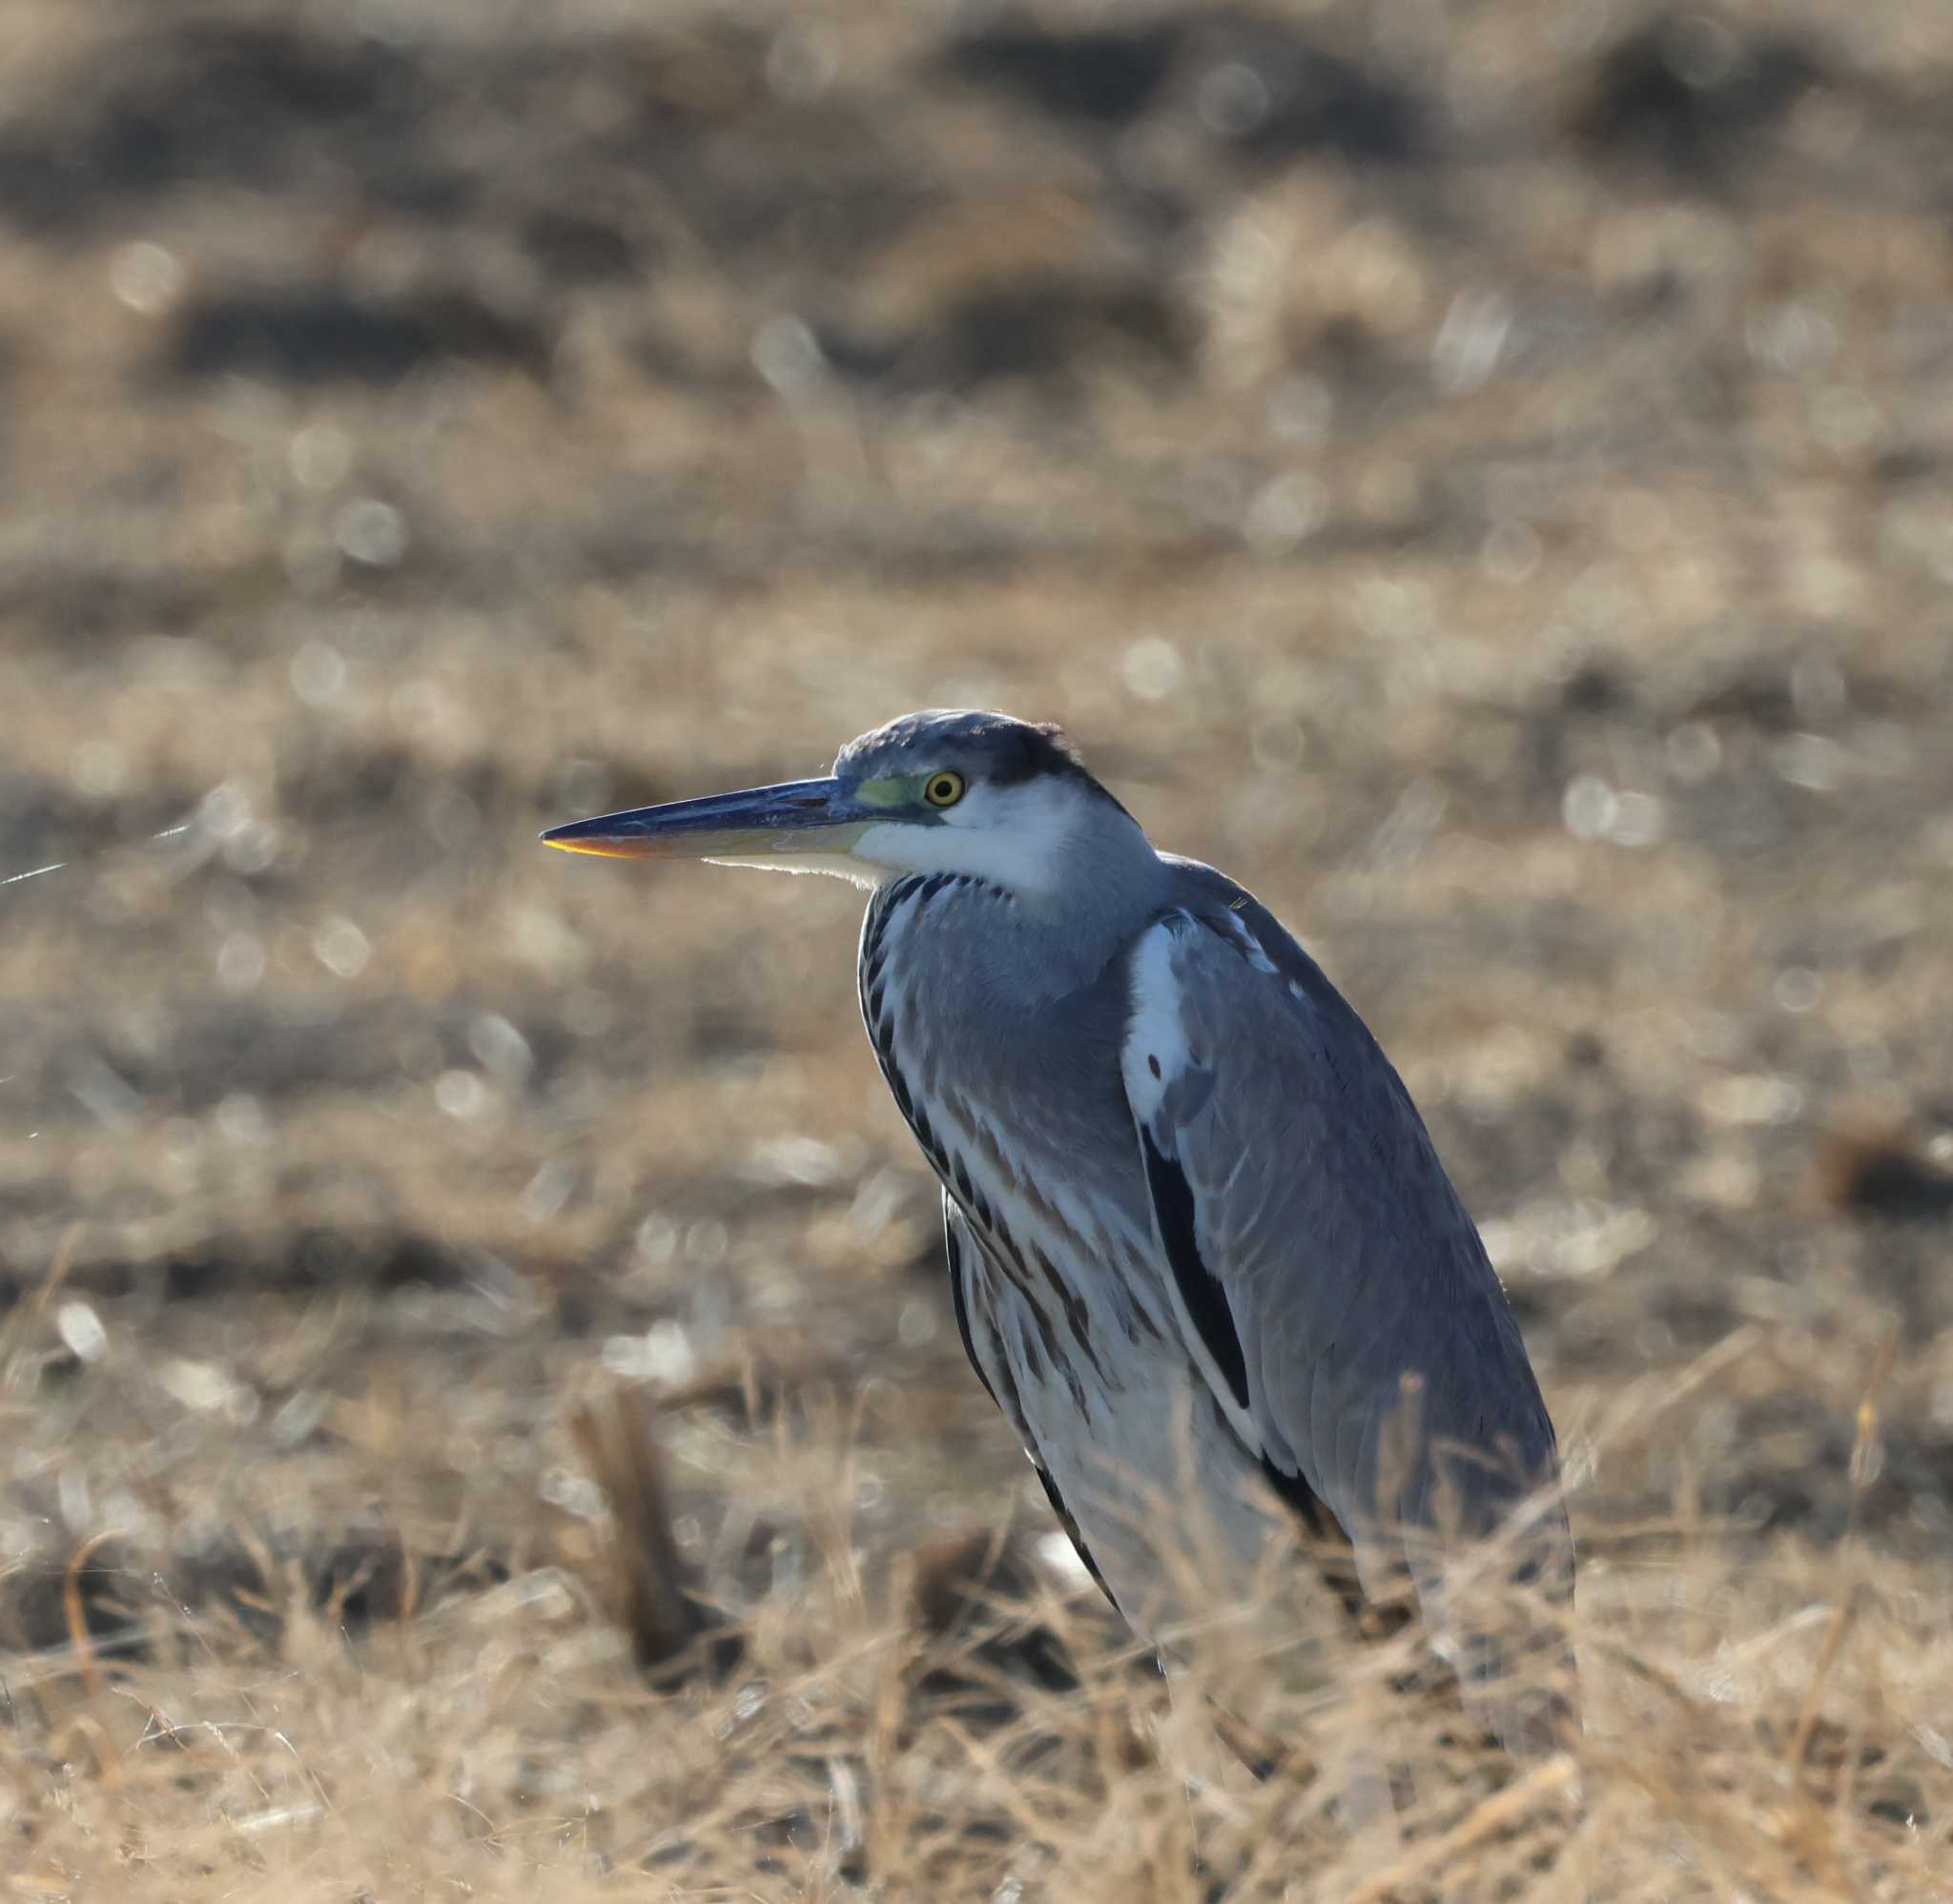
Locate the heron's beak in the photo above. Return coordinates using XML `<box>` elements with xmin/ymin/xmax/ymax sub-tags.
<box><xmin>541</xmin><ymin>777</ymin><xmax>873</xmax><ymax>862</ymax></box>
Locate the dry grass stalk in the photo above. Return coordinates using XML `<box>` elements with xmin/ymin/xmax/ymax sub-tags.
<box><xmin>568</xmin><ymin>1380</ymin><xmax>705</xmax><ymax>1672</ymax></box>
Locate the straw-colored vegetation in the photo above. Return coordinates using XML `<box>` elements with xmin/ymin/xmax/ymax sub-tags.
<box><xmin>4</xmin><ymin>0</ymin><xmax>1952</xmax><ymax>1894</ymax></box>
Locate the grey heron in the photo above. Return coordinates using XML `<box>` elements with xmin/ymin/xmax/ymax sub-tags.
<box><xmin>545</xmin><ymin>709</ymin><xmax>1574</xmax><ymax>1751</ymax></box>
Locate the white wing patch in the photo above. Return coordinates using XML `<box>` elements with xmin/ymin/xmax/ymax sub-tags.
<box><xmin>1120</xmin><ymin>917</ymin><xmax>1195</xmax><ymax>1123</ymax></box>
<box><xmin>1120</xmin><ymin>915</ymin><xmax>1266</xmax><ymax>1461</ymax></box>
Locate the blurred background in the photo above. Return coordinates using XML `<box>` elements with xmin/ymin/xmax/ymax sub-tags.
<box><xmin>3</xmin><ymin>0</ymin><xmax>1953</xmax><ymax>1885</ymax></box>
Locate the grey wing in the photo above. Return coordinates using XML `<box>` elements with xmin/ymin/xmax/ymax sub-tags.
<box><xmin>1120</xmin><ymin>902</ymin><xmax>1573</xmax><ymax>1664</ymax></box>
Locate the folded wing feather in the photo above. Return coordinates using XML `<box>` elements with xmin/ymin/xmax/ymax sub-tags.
<box><xmin>1119</xmin><ymin>893</ymin><xmax>1576</xmax><ymax>1749</ymax></box>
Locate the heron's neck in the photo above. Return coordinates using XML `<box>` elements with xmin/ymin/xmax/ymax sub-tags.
<box><xmin>870</xmin><ymin>848</ymin><xmax>1163</xmax><ymax>1012</ymax></box>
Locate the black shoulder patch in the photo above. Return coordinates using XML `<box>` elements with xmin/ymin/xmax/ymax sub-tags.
<box><xmin>1140</xmin><ymin>1127</ymin><xmax>1250</xmax><ymax>1411</ymax></box>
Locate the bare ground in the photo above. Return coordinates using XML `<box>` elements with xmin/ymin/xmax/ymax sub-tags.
<box><xmin>3</xmin><ymin>0</ymin><xmax>1953</xmax><ymax>1894</ymax></box>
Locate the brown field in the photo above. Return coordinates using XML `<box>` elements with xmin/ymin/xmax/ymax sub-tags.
<box><xmin>4</xmin><ymin>0</ymin><xmax>1953</xmax><ymax>1894</ymax></box>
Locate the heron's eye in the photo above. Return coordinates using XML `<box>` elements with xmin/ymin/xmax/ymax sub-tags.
<box><xmin>923</xmin><ymin>770</ymin><xmax>966</xmax><ymax>809</ymax></box>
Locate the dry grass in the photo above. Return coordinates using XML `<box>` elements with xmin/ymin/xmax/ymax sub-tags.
<box><xmin>4</xmin><ymin>0</ymin><xmax>1953</xmax><ymax>1894</ymax></box>
<box><xmin>2</xmin><ymin>1353</ymin><xmax>1949</xmax><ymax>1899</ymax></box>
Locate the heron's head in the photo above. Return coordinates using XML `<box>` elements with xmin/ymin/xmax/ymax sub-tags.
<box><xmin>544</xmin><ymin>709</ymin><xmax>1152</xmax><ymax>900</ymax></box>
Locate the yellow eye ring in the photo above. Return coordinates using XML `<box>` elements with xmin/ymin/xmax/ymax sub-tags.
<box><xmin>923</xmin><ymin>769</ymin><xmax>966</xmax><ymax>809</ymax></box>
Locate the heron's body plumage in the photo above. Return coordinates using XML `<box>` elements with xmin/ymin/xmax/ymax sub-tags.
<box><xmin>545</xmin><ymin>707</ymin><xmax>1576</xmax><ymax>1752</ymax></box>
<box><xmin>858</xmin><ymin>849</ymin><xmax>1567</xmax><ymax>1661</ymax></box>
